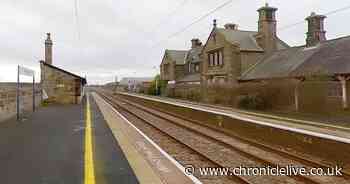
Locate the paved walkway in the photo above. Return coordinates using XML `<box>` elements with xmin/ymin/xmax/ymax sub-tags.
<box><xmin>0</xmin><ymin>94</ymin><xmax>139</xmax><ymax>184</ymax></box>
<box><xmin>0</xmin><ymin>92</ymin><xmax>198</xmax><ymax>184</ymax></box>
<box><xmin>0</xmin><ymin>104</ymin><xmax>85</xmax><ymax>184</ymax></box>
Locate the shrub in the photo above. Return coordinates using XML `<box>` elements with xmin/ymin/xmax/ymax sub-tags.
<box><xmin>147</xmin><ymin>75</ymin><xmax>167</xmax><ymax>96</ymax></box>
<box><xmin>238</xmin><ymin>94</ymin><xmax>271</xmax><ymax>110</ymax></box>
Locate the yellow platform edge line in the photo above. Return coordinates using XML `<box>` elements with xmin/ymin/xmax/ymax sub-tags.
<box><xmin>85</xmin><ymin>94</ymin><xmax>96</xmax><ymax>184</ymax></box>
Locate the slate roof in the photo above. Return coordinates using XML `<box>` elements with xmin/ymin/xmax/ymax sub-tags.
<box><xmin>40</xmin><ymin>61</ymin><xmax>87</xmax><ymax>85</ymax></box>
<box><xmin>176</xmin><ymin>73</ymin><xmax>201</xmax><ymax>83</ymax></box>
<box><xmin>240</xmin><ymin>36</ymin><xmax>350</xmax><ymax>81</ymax></box>
<box><xmin>217</xmin><ymin>28</ymin><xmax>289</xmax><ymax>52</ymax></box>
<box><xmin>217</xmin><ymin>29</ymin><xmax>263</xmax><ymax>51</ymax></box>
<box><xmin>166</xmin><ymin>50</ymin><xmax>187</xmax><ymax>65</ymax></box>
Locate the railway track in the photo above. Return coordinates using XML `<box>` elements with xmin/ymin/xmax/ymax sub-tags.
<box><xmin>98</xmin><ymin>93</ymin><xmax>243</xmax><ymax>184</ymax></box>
<box><xmin>98</xmin><ymin>91</ymin><xmax>350</xmax><ymax>184</ymax></box>
<box><xmin>116</xmin><ymin>91</ymin><xmax>350</xmax><ymax>175</ymax></box>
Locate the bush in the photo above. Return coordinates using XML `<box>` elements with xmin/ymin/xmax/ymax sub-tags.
<box><xmin>41</xmin><ymin>99</ymin><xmax>50</xmax><ymax>106</ymax></box>
<box><xmin>238</xmin><ymin>94</ymin><xmax>271</xmax><ymax>110</ymax></box>
<box><xmin>147</xmin><ymin>74</ymin><xmax>167</xmax><ymax>96</ymax></box>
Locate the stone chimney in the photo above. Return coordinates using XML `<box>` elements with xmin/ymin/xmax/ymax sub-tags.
<box><xmin>224</xmin><ymin>23</ymin><xmax>238</xmax><ymax>30</ymax></box>
<box><xmin>305</xmin><ymin>12</ymin><xmax>327</xmax><ymax>47</ymax></box>
<box><xmin>257</xmin><ymin>3</ymin><xmax>278</xmax><ymax>53</ymax></box>
<box><xmin>191</xmin><ymin>38</ymin><xmax>202</xmax><ymax>48</ymax></box>
<box><xmin>45</xmin><ymin>33</ymin><xmax>53</xmax><ymax>65</ymax></box>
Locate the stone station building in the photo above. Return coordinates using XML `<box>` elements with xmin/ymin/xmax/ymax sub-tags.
<box><xmin>40</xmin><ymin>33</ymin><xmax>86</xmax><ymax>104</ymax></box>
<box><xmin>158</xmin><ymin>3</ymin><xmax>350</xmax><ymax>113</ymax></box>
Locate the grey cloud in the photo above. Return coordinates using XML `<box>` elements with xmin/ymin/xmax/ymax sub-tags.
<box><xmin>0</xmin><ymin>0</ymin><xmax>350</xmax><ymax>84</ymax></box>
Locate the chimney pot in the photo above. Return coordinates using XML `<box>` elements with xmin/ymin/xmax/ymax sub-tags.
<box><xmin>45</xmin><ymin>33</ymin><xmax>53</xmax><ymax>65</ymax></box>
<box><xmin>191</xmin><ymin>38</ymin><xmax>202</xmax><ymax>48</ymax></box>
<box><xmin>305</xmin><ymin>12</ymin><xmax>327</xmax><ymax>47</ymax></box>
<box><xmin>224</xmin><ymin>23</ymin><xmax>238</xmax><ymax>30</ymax></box>
<box><xmin>257</xmin><ymin>3</ymin><xmax>278</xmax><ymax>53</ymax></box>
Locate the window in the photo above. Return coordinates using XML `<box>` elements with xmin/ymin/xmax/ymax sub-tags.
<box><xmin>328</xmin><ymin>82</ymin><xmax>343</xmax><ymax>98</ymax></box>
<box><xmin>208</xmin><ymin>49</ymin><xmax>224</xmax><ymax>67</ymax></box>
<box><xmin>214</xmin><ymin>52</ymin><xmax>218</xmax><ymax>65</ymax></box>
<box><xmin>208</xmin><ymin>53</ymin><xmax>212</xmax><ymax>66</ymax></box>
<box><xmin>218</xmin><ymin>51</ymin><xmax>223</xmax><ymax>65</ymax></box>
<box><xmin>195</xmin><ymin>64</ymin><xmax>199</xmax><ymax>72</ymax></box>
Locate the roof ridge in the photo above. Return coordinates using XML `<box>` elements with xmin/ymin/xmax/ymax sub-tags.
<box><xmin>40</xmin><ymin>61</ymin><xmax>86</xmax><ymax>83</ymax></box>
<box><xmin>167</xmin><ymin>49</ymin><xmax>188</xmax><ymax>52</ymax></box>
<box><xmin>323</xmin><ymin>34</ymin><xmax>350</xmax><ymax>43</ymax></box>
<box><xmin>217</xmin><ymin>28</ymin><xmax>257</xmax><ymax>33</ymax></box>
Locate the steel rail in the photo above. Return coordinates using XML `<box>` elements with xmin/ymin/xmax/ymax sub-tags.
<box><xmin>108</xmin><ymin>93</ymin><xmax>326</xmax><ymax>184</ymax></box>
<box><xmin>116</xmin><ymin>92</ymin><xmax>350</xmax><ymax>178</ymax></box>
<box><xmin>99</xmin><ymin>92</ymin><xmax>253</xmax><ymax>184</ymax></box>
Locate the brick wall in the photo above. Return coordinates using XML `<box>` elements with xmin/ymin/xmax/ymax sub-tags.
<box><xmin>0</xmin><ymin>83</ymin><xmax>41</xmax><ymax>122</ymax></box>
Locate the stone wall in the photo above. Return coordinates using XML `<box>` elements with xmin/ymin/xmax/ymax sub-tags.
<box><xmin>41</xmin><ymin>63</ymin><xmax>83</xmax><ymax>104</ymax></box>
<box><xmin>165</xmin><ymin>78</ymin><xmax>349</xmax><ymax>114</ymax></box>
<box><xmin>160</xmin><ymin>57</ymin><xmax>176</xmax><ymax>81</ymax></box>
<box><xmin>0</xmin><ymin>83</ymin><xmax>41</xmax><ymax>122</ymax></box>
<box><xmin>165</xmin><ymin>84</ymin><xmax>201</xmax><ymax>102</ymax></box>
<box><xmin>205</xmin><ymin>79</ymin><xmax>350</xmax><ymax>114</ymax></box>
<box><xmin>175</xmin><ymin>65</ymin><xmax>185</xmax><ymax>80</ymax></box>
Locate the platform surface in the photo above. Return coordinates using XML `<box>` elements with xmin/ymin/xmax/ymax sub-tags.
<box><xmin>0</xmin><ymin>95</ymin><xmax>139</xmax><ymax>184</ymax></box>
<box><xmin>92</xmin><ymin>92</ymin><xmax>199</xmax><ymax>184</ymax></box>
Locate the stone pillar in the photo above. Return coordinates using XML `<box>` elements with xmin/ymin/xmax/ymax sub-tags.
<box><xmin>338</xmin><ymin>76</ymin><xmax>350</xmax><ymax>109</ymax></box>
<box><xmin>45</xmin><ymin>33</ymin><xmax>53</xmax><ymax>65</ymax></box>
<box><xmin>293</xmin><ymin>78</ymin><xmax>304</xmax><ymax>112</ymax></box>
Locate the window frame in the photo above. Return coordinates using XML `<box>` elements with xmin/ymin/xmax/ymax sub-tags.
<box><xmin>207</xmin><ymin>48</ymin><xmax>224</xmax><ymax>68</ymax></box>
<box><xmin>327</xmin><ymin>82</ymin><xmax>343</xmax><ymax>98</ymax></box>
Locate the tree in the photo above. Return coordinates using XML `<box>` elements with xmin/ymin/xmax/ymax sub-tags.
<box><xmin>147</xmin><ymin>74</ymin><xmax>167</xmax><ymax>96</ymax></box>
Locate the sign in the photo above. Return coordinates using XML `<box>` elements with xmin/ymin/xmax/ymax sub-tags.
<box><xmin>18</xmin><ymin>66</ymin><xmax>35</xmax><ymax>77</ymax></box>
<box><xmin>17</xmin><ymin>65</ymin><xmax>36</xmax><ymax>120</ymax></box>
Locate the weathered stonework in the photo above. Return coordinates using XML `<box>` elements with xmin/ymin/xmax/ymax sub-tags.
<box><xmin>41</xmin><ymin>62</ymin><xmax>84</xmax><ymax>104</ymax></box>
<box><xmin>160</xmin><ymin>50</ymin><xmax>187</xmax><ymax>81</ymax></box>
<box><xmin>0</xmin><ymin>83</ymin><xmax>41</xmax><ymax>122</ymax></box>
<box><xmin>40</xmin><ymin>33</ymin><xmax>85</xmax><ymax>104</ymax></box>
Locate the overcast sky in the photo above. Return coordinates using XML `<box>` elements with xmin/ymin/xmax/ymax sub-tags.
<box><xmin>1</xmin><ymin>0</ymin><xmax>350</xmax><ymax>84</ymax></box>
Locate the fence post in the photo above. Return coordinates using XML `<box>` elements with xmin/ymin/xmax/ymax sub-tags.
<box><xmin>16</xmin><ymin>65</ymin><xmax>20</xmax><ymax>120</ymax></box>
<box><xmin>33</xmin><ymin>75</ymin><xmax>35</xmax><ymax>112</ymax></box>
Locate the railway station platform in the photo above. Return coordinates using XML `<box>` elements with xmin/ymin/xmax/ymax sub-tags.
<box><xmin>0</xmin><ymin>92</ymin><xmax>198</xmax><ymax>184</ymax></box>
<box><xmin>118</xmin><ymin>92</ymin><xmax>350</xmax><ymax>142</ymax></box>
